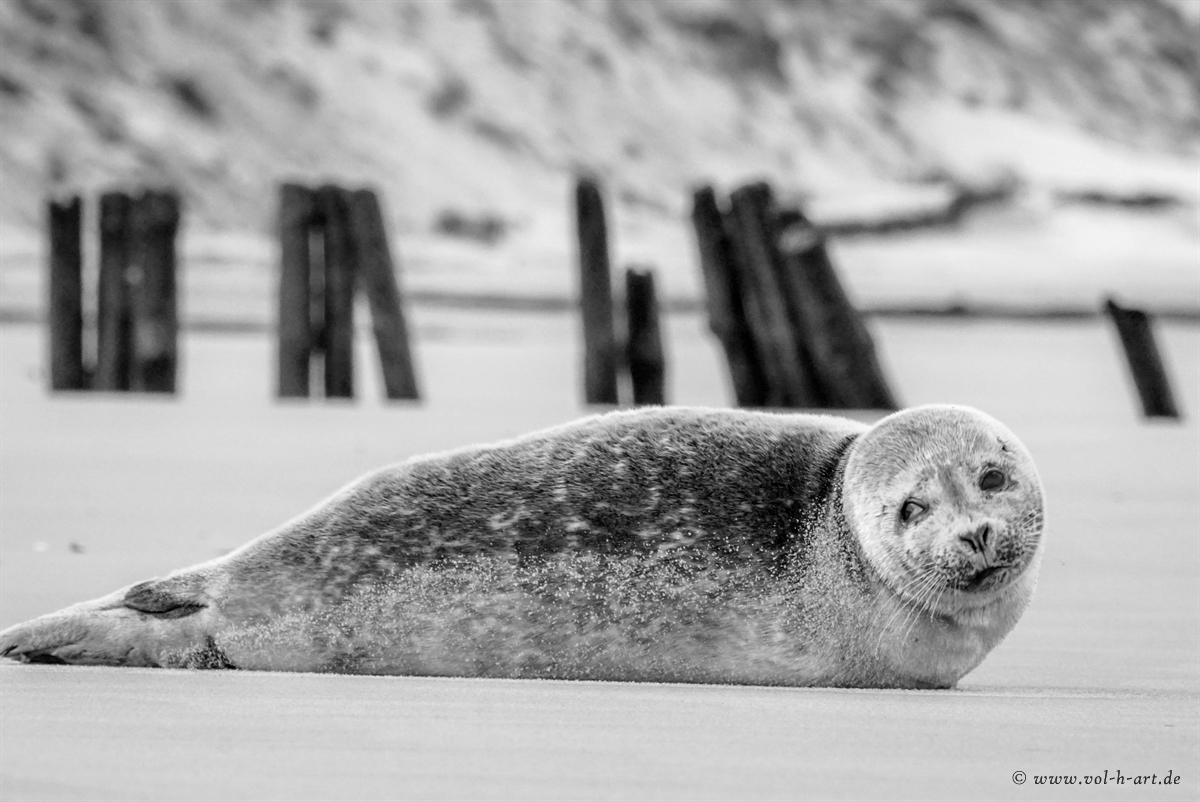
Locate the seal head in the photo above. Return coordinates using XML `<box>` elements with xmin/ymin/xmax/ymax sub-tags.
<box><xmin>843</xmin><ymin>404</ymin><xmax>1045</xmax><ymax>685</ymax></box>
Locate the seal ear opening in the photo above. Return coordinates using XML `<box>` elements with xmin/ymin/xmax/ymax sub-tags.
<box><xmin>123</xmin><ymin>578</ymin><xmax>207</xmax><ymax>620</ymax></box>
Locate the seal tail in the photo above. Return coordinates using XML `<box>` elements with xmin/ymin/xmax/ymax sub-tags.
<box><xmin>0</xmin><ymin>573</ymin><xmax>232</xmax><ymax>668</ymax></box>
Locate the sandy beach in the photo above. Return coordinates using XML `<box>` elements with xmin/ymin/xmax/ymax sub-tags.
<box><xmin>1</xmin><ymin>314</ymin><xmax>1197</xmax><ymax>800</ymax></box>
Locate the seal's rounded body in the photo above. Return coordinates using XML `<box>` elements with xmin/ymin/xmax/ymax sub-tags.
<box><xmin>0</xmin><ymin>405</ymin><xmax>1045</xmax><ymax>688</ymax></box>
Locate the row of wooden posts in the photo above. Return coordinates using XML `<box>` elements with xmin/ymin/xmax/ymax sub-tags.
<box><xmin>575</xmin><ymin>176</ymin><xmax>1181</xmax><ymax>419</ymax></box>
<box><xmin>47</xmin><ymin>189</ymin><xmax>181</xmax><ymax>392</ymax></box>
<box><xmin>276</xmin><ymin>183</ymin><xmax>419</xmax><ymax>400</ymax></box>
<box><xmin>575</xmin><ymin>177</ymin><xmax>666</xmax><ymax>406</ymax></box>
<box><xmin>41</xmin><ymin>183</ymin><xmax>420</xmax><ymax>401</ymax></box>
<box><xmin>43</xmin><ymin>181</ymin><xmax>1180</xmax><ymax>419</ymax></box>
<box><xmin>575</xmin><ymin>176</ymin><xmax>901</xmax><ymax>411</ymax></box>
<box><xmin>692</xmin><ymin>181</ymin><xmax>897</xmax><ymax>410</ymax></box>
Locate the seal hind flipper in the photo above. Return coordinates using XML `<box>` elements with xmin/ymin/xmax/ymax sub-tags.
<box><xmin>0</xmin><ymin>575</ymin><xmax>220</xmax><ymax>667</ymax></box>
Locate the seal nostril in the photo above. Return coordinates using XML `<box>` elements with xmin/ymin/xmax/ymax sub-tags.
<box><xmin>959</xmin><ymin>524</ymin><xmax>991</xmax><ymax>554</ymax></box>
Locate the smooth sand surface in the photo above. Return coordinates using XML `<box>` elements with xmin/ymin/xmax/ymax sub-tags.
<box><xmin>1</xmin><ymin>314</ymin><xmax>1197</xmax><ymax>800</ymax></box>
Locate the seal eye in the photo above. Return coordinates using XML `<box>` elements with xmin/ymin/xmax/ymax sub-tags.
<box><xmin>979</xmin><ymin>469</ymin><xmax>1006</xmax><ymax>491</ymax></box>
<box><xmin>899</xmin><ymin>499</ymin><xmax>926</xmax><ymax>524</ymax></box>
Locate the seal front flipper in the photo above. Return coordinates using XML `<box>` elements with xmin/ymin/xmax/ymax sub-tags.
<box><xmin>0</xmin><ymin>573</ymin><xmax>228</xmax><ymax>668</ymax></box>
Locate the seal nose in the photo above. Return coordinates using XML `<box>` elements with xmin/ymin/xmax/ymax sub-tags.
<box><xmin>958</xmin><ymin>523</ymin><xmax>991</xmax><ymax>554</ymax></box>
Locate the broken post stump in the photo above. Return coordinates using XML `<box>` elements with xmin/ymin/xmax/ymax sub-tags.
<box><xmin>1104</xmin><ymin>298</ymin><xmax>1181</xmax><ymax>419</ymax></box>
<box><xmin>348</xmin><ymin>188</ymin><xmax>420</xmax><ymax>401</ymax></box>
<box><xmin>690</xmin><ymin>187</ymin><xmax>768</xmax><ymax>407</ymax></box>
<box><xmin>575</xmin><ymin>176</ymin><xmax>619</xmax><ymax>405</ymax></box>
<box><xmin>130</xmin><ymin>189</ymin><xmax>181</xmax><ymax>393</ymax></box>
<box><xmin>95</xmin><ymin>191</ymin><xmax>134</xmax><ymax>391</ymax></box>
<box><xmin>277</xmin><ymin>183</ymin><xmax>316</xmax><ymax>398</ymax></box>
<box><xmin>625</xmin><ymin>266</ymin><xmax>666</xmax><ymax>406</ymax></box>
<box><xmin>727</xmin><ymin>182</ymin><xmax>823</xmax><ymax>408</ymax></box>
<box><xmin>776</xmin><ymin>208</ymin><xmax>898</xmax><ymax>410</ymax></box>
<box><xmin>47</xmin><ymin>195</ymin><xmax>86</xmax><ymax>391</ymax></box>
<box><xmin>317</xmin><ymin>185</ymin><xmax>356</xmax><ymax>399</ymax></box>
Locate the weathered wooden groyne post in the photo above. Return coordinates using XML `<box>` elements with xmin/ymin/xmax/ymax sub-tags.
<box><xmin>575</xmin><ymin>176</ymin><xmax>620</xmax><ymax>405</ymax></box>
<box><xmin>317</xmin><ymin>185</ymin><xmax>356</xmax><ymax>399</ymax></box>
<box><xmin>349</xmin><ymin>188</ymin><xmax>420</xmax><ymax>401</ymax></box>
<box><xmin>775</xmin><ymin>207</ymin><xmax>897</xmax><ymax>410</ymax></box>
<box><xmin>690</xmin><ymin>186</ymin><xmax>767</xmax><ymax>407</ymax></box>
<box><xmin>625</xmin><ymin>266</ymin><xmax>666</xmax><ymax>406</ymax></box>
<box><xmin>129</xmin><ymin>189</ymin><xmax>181</xmax><ymax>394</ymax></box>
<box><xmin>95</xmin><ymin>191</ymin><xmax>134</xmax><ymax>391</ymax></box>
<box><xmin>275</xmin><ymin>182</ymin><xmax>420</xmax><ymax>402</ymax></box>
<box><xmin>277</xmin><ymin>183</ymin><xmax>317</xmax><ymax>398</ymax></box>
<box><xmin>1104</xmin><ymin>298</ymin><xmax>1181</xmax><ymax>419</ymax></box>
<box><xmin>47</xmin><ymin>195</ymin><xmax>85</xmax><ymax>391</ymax></box>
<box><xmin>690</xmin><ymin>181</ymin><xmax>898</xmax><ymax>411</ymax></box>
<box><xmin>47</xmin><ymin>188</ymin><xmax>181</xmax><ymax>394</ymax></box>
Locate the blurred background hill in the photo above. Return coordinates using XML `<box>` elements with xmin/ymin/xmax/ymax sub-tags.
<box><xmin>1</xmin><ymin>0</ymin><xmax>1198</xmax><ymax>316</ymax></box>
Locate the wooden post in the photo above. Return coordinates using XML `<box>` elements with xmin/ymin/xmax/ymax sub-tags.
<box><xmin>690</xmin><ymin>187</ymin><xmax>768</xmax><ymax>407</ymax></box>
<box><xmin>1104</xmin><ymin>298</ymin><xmax>1181</xmax><ymax>419</ymax></box>
<box><xmin>726</xmin><ymin>182</ymin><xmax>823</xmax><ymax>408</ymax></box>
<box><xmin>95</xmin><ymin>191</ymin><xmax>134</xmax><ymax>391</ymax></box>
<box><xmin>625</xmin><ymin>266</ymin><xmax>666</xmax><ymax>406</ymax></box>
<box><xmin>130</xmin><ymin>190</ymin><xmax>181</xmax><ymax>393</ymax></box>
<box><xmin>309</xmin><ymin>206</ymin><xmax>327</xmax><ymax>396</ymax></box>
<box><xmin>776</xmin><ymin>208</ymin><xmax>899</xmax><ymax>410</ymax></box>
<box><xmin>348</xmin><ymin>188</ymin><xmax>420</xmax><ymax>401</ymax></box>
<box><xmin>575</xmin><ymin>176</ymin><xmax>619</xmax><ymax>405</ymax></box>
<box><xmin>723</xmin><ymin>200</ymin><xmax>790</xmax><ymax>407</ymax></box>
<box><xmin>47</xmin><ymin>195</ymin><xmax>86</xmax><ymax>391</ymax></box>
<box><xmin>317</xmin><ymin>185</ymin><xmax>356</xmax><ymax>399</ymax></box>
<box><xmin>277</xmin><ymin>183</ymin><xmax>315</xmax><ymax>398</ymax></box>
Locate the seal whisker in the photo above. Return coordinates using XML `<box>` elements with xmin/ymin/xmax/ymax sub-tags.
<box><xmin>873</xmin><ymin>570</ymin><xmax>940</xmax><ymax>657</ymax></box>
<box><xmin>896</xmin><ymin>572</ymin><xmax>941</xmax><ymax>645</ymax></box>
<box><xmin>901</xmin><ymin>578</ymin><xmax>945</xmax><ymax>646</ymax></box>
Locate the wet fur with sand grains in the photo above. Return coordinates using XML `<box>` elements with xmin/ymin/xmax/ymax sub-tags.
<box><xmin>0</xmin><ymin>404</ymin><xmax>1045</xmax><ymax>689</ymax></box>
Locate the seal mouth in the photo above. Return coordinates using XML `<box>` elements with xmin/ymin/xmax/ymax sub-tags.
<box><xmin>961</xmin><ymin>564</ymin><xmax>1012</xmax><ymax>592</ymax></box>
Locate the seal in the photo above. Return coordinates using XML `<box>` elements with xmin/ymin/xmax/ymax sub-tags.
<box><xmin>0</xmin><ymin>404</ymin><xmax>1044</xmax><ymax>688</ymax></box>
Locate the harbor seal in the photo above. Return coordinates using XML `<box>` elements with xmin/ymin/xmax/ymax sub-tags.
<box><xmin>0</xmin><ymin>404</ymin><xmax>1044</xmax><ymax>688</ymax></box>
